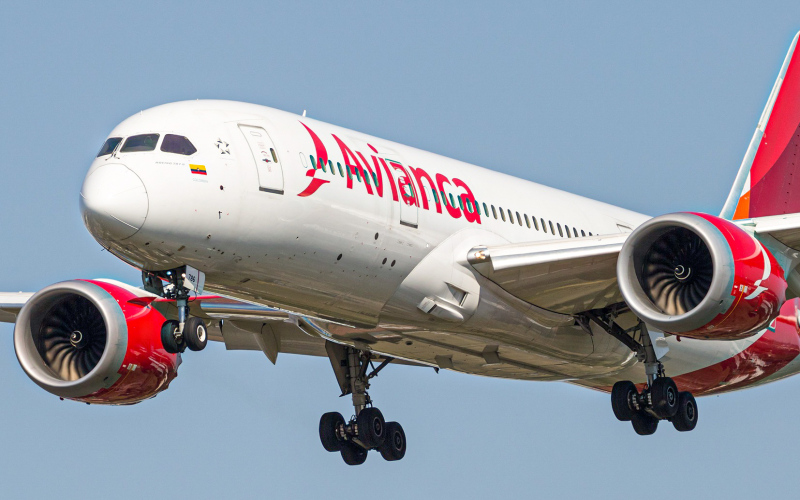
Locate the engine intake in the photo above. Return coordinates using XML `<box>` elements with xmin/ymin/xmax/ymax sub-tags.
<box><xmin>617</xmin><ymin>213</ymin><xmax>786</xmax><ymax>339</ymax></box>
<box><xmin>14</xmin><ymin>279</ymin><xmax>178</xmax><ymax>404</ymax></box>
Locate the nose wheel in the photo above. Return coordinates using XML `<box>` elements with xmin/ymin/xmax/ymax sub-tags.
<box><xmin>319</xmin><ymin>343</ymin><xmax>407</xmax><ymax>465</ymax></box>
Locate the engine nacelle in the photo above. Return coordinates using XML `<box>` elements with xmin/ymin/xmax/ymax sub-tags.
<box><xmin>14</xmin><ymin>279</ymin><xmax>179</xmax><ymax>404</ymax></box>
<box><xmin>617</xmin><ymin>213</ymin><xmax>786</xmax><ymax>340</ymax></box>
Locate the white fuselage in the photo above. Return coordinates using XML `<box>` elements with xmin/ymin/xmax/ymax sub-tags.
<box><xmin>80</xmin><ymin>100</ymin><xmax>800</xmax><ymax>392</ymax></box>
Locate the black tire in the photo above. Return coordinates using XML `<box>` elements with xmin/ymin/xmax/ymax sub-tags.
<box><xmin>160</xmin><ymin>320</ymin><xmax>180</xmax><ymax>354</ymax></box>
<box><xmin>611</xmin><ymin>381</ymin><xmax>637</xmax><ymax>421</ymax></box>
<box><xmin>319</xmin><ymin>412</ymin><xmax>345</xmax><ymax>452</ymax></box>
<box><xmin>650</xmin><ymin>377</ymin><xmax>679</xmax><ymax>419</ymax></box>
<box><xmin>672</xmin><ymin>391</ymin><xmax>699</xmax><ymax>432</ymax></box>
<box><xmin>631</xmin><ymin>412</ymin><xmax>659</xmax><ymax>435</ymax></box>
<box><xmin>340</xmin><ymin>442</ymin><xmax>368</xmax><ymax>466</ymax></box>
<box><xmin>379</xmin><ymin>421</ymin><xmax>406</xmax><ymax>461</ymax></box>
<box><xmin>356</xmin><ymin>407</ymin><xmax>386</xmax><ymax>449</ymax></box>
<box><xmin>184</xmin><ymin>317</ymin><xmax>208</xmax><ymax>352</ymax></box>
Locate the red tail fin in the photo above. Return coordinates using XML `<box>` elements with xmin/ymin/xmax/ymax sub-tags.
<box><xmin>723</xmin><ymin>32</ymin><xmax>800</xmax><ymax>220</ymax></box>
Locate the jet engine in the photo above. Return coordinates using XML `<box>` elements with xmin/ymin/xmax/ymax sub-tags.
<box><xmin>617</xmin><ymin>212</ymin><xmax>786</xmax><ymax>340</ymax></box>
<box><xmin>14</xmin><ymin>279</ymin><xmax>179</xmax><ymax>404</ymax></box>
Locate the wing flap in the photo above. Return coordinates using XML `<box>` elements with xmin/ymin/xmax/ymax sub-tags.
<box><xmin>468</xmin><ymin>234</ymin><xmax>627</xmax><ymax>314</ymax></box>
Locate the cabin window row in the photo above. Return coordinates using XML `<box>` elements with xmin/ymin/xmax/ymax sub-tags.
<box><xmin>302</xmin><ymin>153</ymin><xmax>593</xmax><ymax>238</ymax></box>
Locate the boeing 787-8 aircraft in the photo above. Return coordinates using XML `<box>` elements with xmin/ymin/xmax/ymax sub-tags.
<box><xmin>4</xmin><ymin>33</ymin><xmax>800</xmax><ymax>465</ymax></box>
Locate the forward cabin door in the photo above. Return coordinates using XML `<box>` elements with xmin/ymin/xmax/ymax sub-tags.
<box><xmin>238</xmin><ymin>124</ymin><xmax>284</xmax><ymax>194</ymax></box>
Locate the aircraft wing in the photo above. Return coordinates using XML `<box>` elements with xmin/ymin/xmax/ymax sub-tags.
<box><xmin>0</xmin><ymin>292</ymin><xmax>33</xmax><ymax>323</ymax></box>
<box><xmin>467</xmin><ymin>234</ymin><xmax>628</xmax><ymax>315</ymax></box>
<box><xmin>745</xmin><ymin>212</ymin><xmax>800</xmax><ymax>250</ymax></box>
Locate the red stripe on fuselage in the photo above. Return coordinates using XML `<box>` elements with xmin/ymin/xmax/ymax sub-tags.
<box><xmin>673</xmin><ymin>298</ymin><xmax>800</xmax><ymax>395</ymax></box>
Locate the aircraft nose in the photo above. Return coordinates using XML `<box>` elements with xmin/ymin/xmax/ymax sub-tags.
<box><xmin>80</xmin><ymin>163</ymin><xmax>149</xmax><ymax>240</ymax></box>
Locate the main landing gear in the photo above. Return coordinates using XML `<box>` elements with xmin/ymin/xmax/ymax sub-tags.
<box><xmin>319</xmin><ymin>343</ymin><xmax>407</xmax><ymax>465</ymax></box>
<box><xmin>581</xmin><ymin>308</ymin><xmax>699</xmax><ymax>434</ymax></box>
<box><xmin>143</xmin><ymin>268</ymin><xmax>208</xmax><ymax>354</ymax></box>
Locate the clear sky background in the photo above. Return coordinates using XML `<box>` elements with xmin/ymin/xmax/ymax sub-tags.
<box><xmin>3</xmin><ymin>2</ymin><xmax>800</xmax><ymax>499</ymax></box>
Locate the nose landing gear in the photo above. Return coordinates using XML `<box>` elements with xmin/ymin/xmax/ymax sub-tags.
<box><xmin>143</xmin><ymin>268</ymin><xmax>209</xmax><ymax>354</ymax></box>
<box><xmin>318</xmin><ymin>342</ymin><xmax>406</xmax><ymax>465</ymax></box>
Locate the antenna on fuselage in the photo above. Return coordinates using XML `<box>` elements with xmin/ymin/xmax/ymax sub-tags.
<box><xmin>302</xmin><ymin>110</ymin><xmax>307</xmax><ymax>117</ymax></box>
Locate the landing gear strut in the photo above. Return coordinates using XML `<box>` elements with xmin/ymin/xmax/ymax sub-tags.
<box><xmin>318</xmin><ymin>342</ymin><xmax>406</xmax><ymax>465</ymax></box>
<box><xmin>143</xmin><ymin>268</ymin><xmax>208</xmax><ymax>354</ymax></box>
<box><xmin>583</xmin><ymin>308</ymin><xmax>698</xmax><ymax>434</ymax></box>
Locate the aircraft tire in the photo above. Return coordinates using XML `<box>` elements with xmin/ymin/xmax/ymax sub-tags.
<box><xmin>631</xmin><ymin>412</ymin><xmax>658</xmax><ymax>435</ymax></box>
<box><xmin>650</xmin><ymin>377</ymin><xmax>679</xmax><ymax>419</ymax></box>
<box><xmin>356</xmin><ymin>407</ymin><xmax>386</xmax><ymax>448</ymax></box>
<box><xmin>184</xmin><ymin>317</ymin><xmax>208</xmax><ymax>351</ymax></box>
<box><xmin>340</xmin><ymin>442</ymin><xmax>368</xmax><ymax>466</ymax></box>
<box><xmin>160</xmin><ymin>320</ymin><xmax>180</xmax><ymax>354</ymax></box>
<box><xmin>611</xmin><ymin>381</ymin><xmax>636</xmax><ymax>421</ymax></box>
<box><xmin>672</xmin><ymin>392</ymin><xmax>698</xmax><ymax>432</ymax></box>
<box><xmin>319</xmin><ymin>412</ymin><xmax>346</xmax><ymax>452</ymax></box>
<box><xmin>378</xmin><ymin>421</ymin><xmax>406</xmax><ymax>461</ymax></box>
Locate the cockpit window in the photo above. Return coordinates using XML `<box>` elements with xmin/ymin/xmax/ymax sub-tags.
<box><xmin>160</xmin><ymin>134</ymin><xmax>197</xmax><ymax>156</ymax></box>
<box><xmin>121</xmin><ymin>134</ymin><xmax>160</xmax><ymax>152</ymax></box>
<box><xmin>96</xmin><ymin>137</ymin><xmax>122</xmax><ymax>157</ymax></box>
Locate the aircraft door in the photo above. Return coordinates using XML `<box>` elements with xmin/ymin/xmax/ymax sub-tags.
<box><xmin>399</xmin><ymin>177</ymin><xmax>419</xmax><ymax>228</ymax></box>
<box><xmin>238</xmin><ymin>124</ymin><xmax>284</xmax><ymax>194</ymax></box>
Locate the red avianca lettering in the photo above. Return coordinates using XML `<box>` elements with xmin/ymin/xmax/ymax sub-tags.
<box><xmin>298</xmin><ymin>122</ymin><xmax>481</xmax><ymax>224</ymax></box>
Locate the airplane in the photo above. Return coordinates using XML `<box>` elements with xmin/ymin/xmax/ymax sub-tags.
<box><xmin>3</xmin><ymin>32</ymin><xmax>800</xmax><ymax>467</ymax></box>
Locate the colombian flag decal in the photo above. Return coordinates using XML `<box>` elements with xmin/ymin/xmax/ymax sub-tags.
<box><xmin>190</xmin><ymin>164</ymin><xmax>207</xmax><ymax>175</ymax></box>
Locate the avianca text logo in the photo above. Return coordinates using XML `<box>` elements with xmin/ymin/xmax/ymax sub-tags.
<box><xmin>298</xmin><ymin>121</ymin><xmax>481</xmax><ymax>224</ymax></box>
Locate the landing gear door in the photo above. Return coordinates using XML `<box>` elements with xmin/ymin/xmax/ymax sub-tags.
<box><xmin>238</xmin><ymin>124</ymin><xmax>284</xmax><ymax>194</ymax></box>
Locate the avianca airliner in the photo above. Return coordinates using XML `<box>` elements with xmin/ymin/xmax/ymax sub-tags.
<box><xmin>4</xmin><ymin>33</ymin><xmax>800</xmax><ymax>465</ymax></box>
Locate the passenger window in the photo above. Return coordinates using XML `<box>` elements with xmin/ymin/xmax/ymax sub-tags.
<box><xmin>449</xmin><ymin>193</ymin><xmax>456</xmax><ymax>207</ymax></box>
<box><xmin>310</xmin><ymin>155</ymin><xmax>317</xmax><ymax>169</ymax></box>
<box><xmin>441</xmin><ymin>191</ymin><xmax>448</xmax><ymax>206</ymax></box>
<box><xmin>524</xmin><ymin>214</ymin><xmax>531</xmax><ymax>228</ymax></box>
<box><xmin>589</xmin><ymin>232</ymin><xmax>593</xmax><ymax>236</ymax></box>
<box><xmin>500</xmin><ymin>207</ymin><xmax>506</xmax><ymax>222</ymax></box>
<box><xmin>565</xmin><ymin>225</ymin><xmax>571</xmax><ymax>238</ymax></box>
<box><xmin>338</xmin><ymin>162</ymin><xmax>344</xmax><ymax>177</ymax></box>
<box><xmin>581</xmin><ymin>230</ymin><xmax>586</xmax><ymax>237</ymax></box>
<box><xmin>516</xmin><ymin>211</ymin><xmax>522</xmax><ymax>226</ymax></box>
<box><xmin>557</xmin><ymin>223</ymin><xmax>564</xmax><ymax>237</ymax></box>
<box><xmin>432</xmin><ymin>190</ymin><xmax>439</xmax><ymax>204</ymax></box>
<box><xmin>300</xmin><ymin>153</ymin><xmax>308</xmax><ymax>168</ymax></box>
<box><xmin>457</xmin><ymin>196</ymin><xmax>464</xmax><ymax>210</ymax></box>
<box><xmin>97</xmin><ymin>137</ymin><xmax>122</xmax><ymax>157</ymax></box>
<box><xmin>319</xmin><ymin>158</ymin><xmax>327</xmax><ymax>173</ymax></box>
<box><xmin>483</xmin><ymin>203</ymin><xmax>489</xmax><ymax>217</ymax></box>
<box><xmin>549</xmin><ymin>221</ymin><xmax>555</xmax><ymax>234</ymax></box>
<box><xmin>161</xmin><ymin>134</ymin><xmax>197</xmax><ymax>155</ymax></box>
<box><xmin>507</xmin><ymin>209</ymin><xmax>513</xmax><ymax>224</ymax></box>
<box><xmin>492</xmin><ymin>205</ymin><xmax>497</xmax><ymax>219</ymax></box>
<box><xmin>573</xmin><ymin>227</ymin><xmax>578</xmax><ymax>237</ymax></box>
<box><xmin>271</xmin><ymin>148</ymin><xmax>279</xmax><ymax>163</ymax></box>
<box><xmin>121</xmin><ymin>133</ymin><xmax>159</xmax><ymax>152</ymax></box>
<box><xmin>533</xmin><ymin>217</ymin><xmax>539</xmax><ymax>231</ymax></box>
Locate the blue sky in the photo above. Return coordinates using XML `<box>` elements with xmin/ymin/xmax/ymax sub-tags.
<box><xmin>3</xmin><ymin>2</ymin><xmax>800</xmax><ymax>498</ymax></box>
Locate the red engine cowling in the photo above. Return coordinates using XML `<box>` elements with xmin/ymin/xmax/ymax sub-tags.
<box><xmin>617</xmin><ymin>212</ymin><xmax>787</xmax><ymax>340</ymax></box>
<box><xmin>14</xmin><ymin>279</ymin><xmax>179</xmax><ymax>404</ymax></box>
